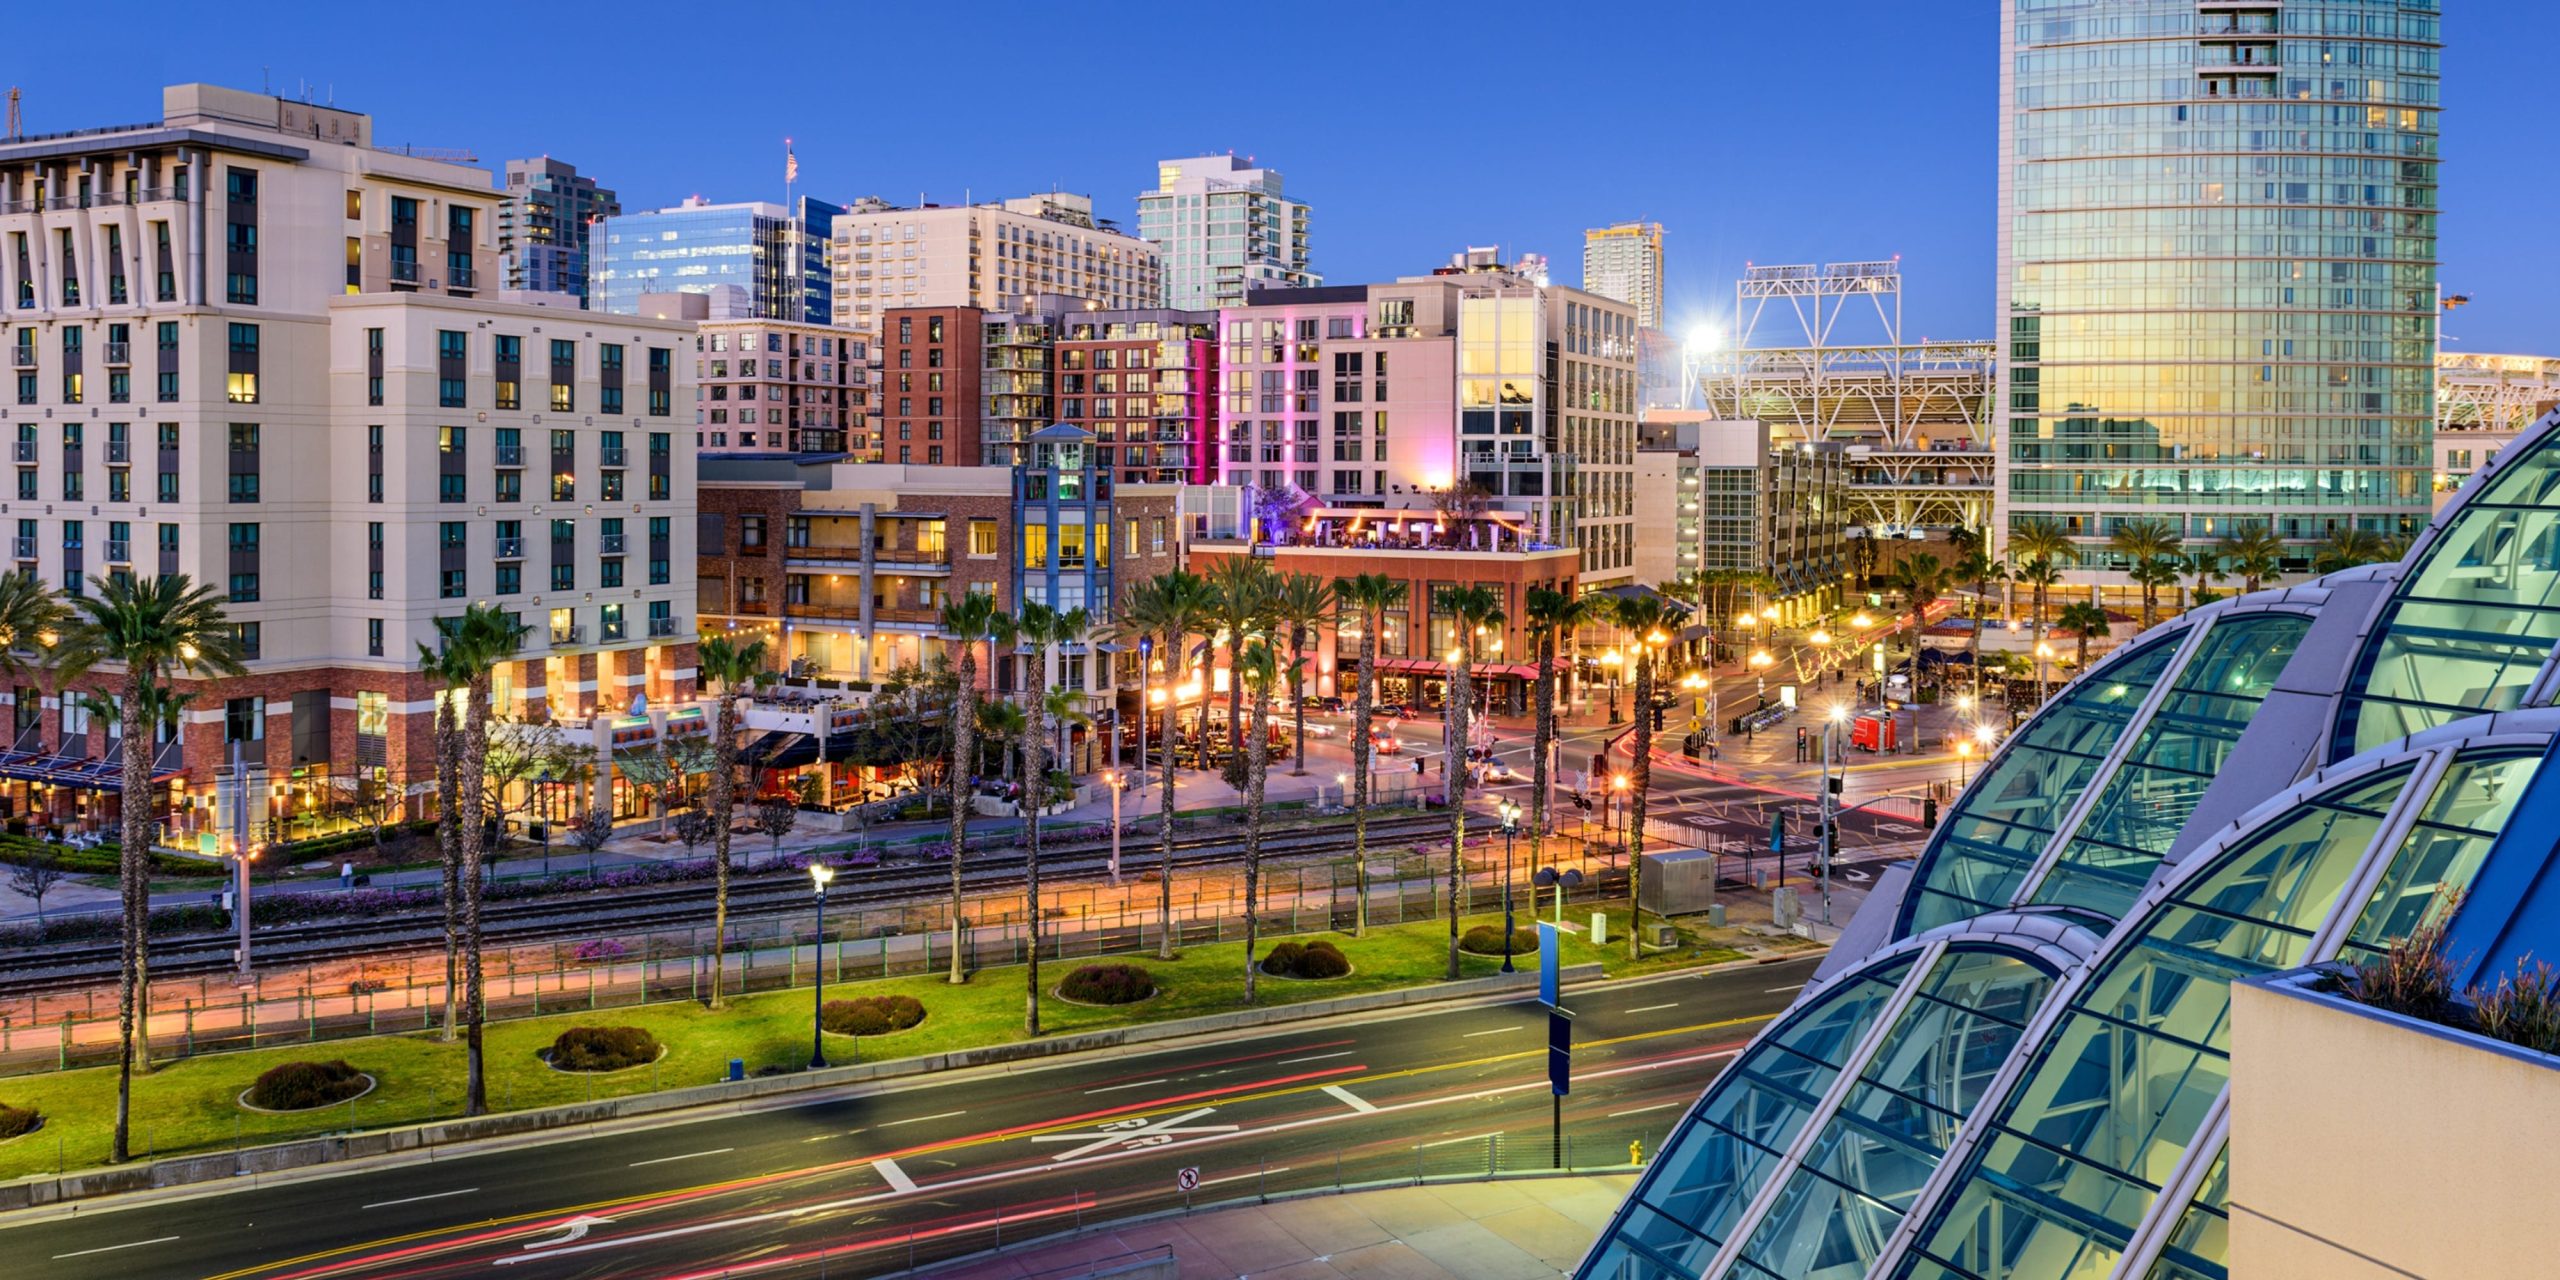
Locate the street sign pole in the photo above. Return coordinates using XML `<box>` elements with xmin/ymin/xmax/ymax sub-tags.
<box><xmin>1548</xmin><ymin>1008</ymin><xmax>1572</xmax><ymax>1167</ymax></box>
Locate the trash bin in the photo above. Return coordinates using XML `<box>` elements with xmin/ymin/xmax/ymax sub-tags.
<box><xmin>727</xmin><ymin>1058</ymin><xmax>745</xmax><ymax>1082</ymax></box>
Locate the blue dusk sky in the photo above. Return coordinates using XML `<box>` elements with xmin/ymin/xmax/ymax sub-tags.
<box><xmin>11</xmin><ymin>0</ymin><xmax>2554</xmax><ymax>353</ymax></box>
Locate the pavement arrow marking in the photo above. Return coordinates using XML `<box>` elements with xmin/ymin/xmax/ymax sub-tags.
<box><xmin>1027</xmin><ymin>1106</ymin><xmax>1239</xmax><ymax>1164</ymax></box>
<box><xmin>519</xmin><ymin>1216</ymin><xmax>614</xmax><ymax>1251</ymax></box>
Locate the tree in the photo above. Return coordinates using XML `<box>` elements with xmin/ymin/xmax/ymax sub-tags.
<box><xmin>2129</xmin><ymin>556</ymin><xmax>2185</xmax><ymax>633</ymax></box>
<box><xmin>753</xmin><ymin>795</ymin><xmax>799</xmax><ymax>862</ymax></box>
<box><xmin>2109</xmin><ymin>519</ymin><xmax>2181</xmax><ymax>631</ymax></box>
<box><xmin>1011</xmin><ymin>601</ymin><xmax>1091</xmax><ymax>1036</ymax></box>
<box><xmin>1271</xmin><ymin>573</ymin><xmax>1333</xmax><ymax>778</ymax></box>
<box><xmin>1204</xmin><ymin>556</ymin><xmax>1276</xmax><ymax>789</ymax></box>
<box><xmin>2313</xmin><ymin>525</ymin><xmax>2390</xmax><ymax>574</ymax></box>
<box><xmin>1523</xmin><ymin>586</ymin><xmax>1594</xmax><ymax>888</ymax></box>
<box><xmin>1234</xmin><ymin>640</ymin><xmax>1284</xmax><ymax>1004</ymax></box>
<box><xmin>7</xmin><ymin>850</ymin><xmax>67</xmax><ymax>919</ymax></box>
<box><xmin>54</xmin><ymin>573</ymin><xmax>237</xmax><ymax>1164</ymax></box>
<box><xmin>938</xmin><ymin>592</ymin><xmax>1012</xmax><ymax>985</ymax></box>
<box><xmin>332</xmin><ymin>775</ymin><xmax>413</xmax><ymax>854</ymax></box>
<box><xmin>418</xmin><ymin>644</ymin><xmax>469</xmax><ymax>1044</ymax></box>
<box><xmin>671</xmin><ymin>806</ymin><xmax>717</xmax><ymax>859</ymax></box>
<box><xmin>446</xmin><ymin>604</ymin><xmax>526</xmax><ymax>1116</ymax></box>
<box><xmin>1952</xmin><ymin>534</ymin><xmax>2008</xmax><ymax>704</ymax></box>
<box><xmin>1609</xmin><ymin>594</ymin><xmax>1672</xmax><ymax>961</ymax></box>
<box><xmin>2216</xmin><ymin>524</ymin><xmax>2285</xmax><ymax>595</ymax></box>
<box><xmin>1427</xmin><ymin>480</ymin><xmax>1493</xmax><ymax>525</ymax></box>
<box><xmin>2058</xmin><ymin>602</ymin><xmax>2113</xmax><ymax>669</ymax></box>
<box><xmin>566</xmin><ymin>806</ymin><xmax>616</xmax><ymax>870</ymax></box>
<box><xmin>1334</xmin><ymin>573</ymin><xmax>1408</xmax><ymax>937</ymax></box>
<box><xmin>2180</xmin><ymin>549</ymin><xmax>2228</xmax><ymax>611</ymax></box>
<box><xmin>2014</xmin><ymin>556</ymin><xmax>2065</xmax><ymax>707</ymax></box>
<box><xmin>1439</xmin><ymin>583</ymin><xmax>1505</xmax><ymax>979</ymax></box>
<box><xmin>696</xmin><ymin>634</ymin><xmax>769</xmax><ymax>1010</ymax></box>
<box><xmin>480</xmin><ymin>719</ymin><xmax>586</xmax><ymax>856</ymax></box>
<box><xmin>615</xmin><ymin>734</ymin><xmax>712</xmax><ymax>835</ymax></box>
<box><xmin>1891</xmin><ymin>553</ymin><xmax>1949</xmax><ymax>700</ymax></box>
<box><xmin>1119</xmin><ymin>570</ymin><xmax>1217</xmax><ymax>960</ymax></box>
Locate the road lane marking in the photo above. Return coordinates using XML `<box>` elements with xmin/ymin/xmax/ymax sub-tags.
<box><xmin>879</xmin><ymin>1110</ymin><xmax>968</xmax><ymax>1127</ymax></box>
<box><xmin>1418</xmin><ymin>1131</ymin><xmax>1504</xmax><ymax>1148</ymax></box>
<box><xmin>1624</xmin><ymin>1003</ymin><xmax>1680</xmax><ymax>1014</ymax></box>
<box><xmin>1322</xmin><ymin>1084</ymin><xmax>1377</xmax><ymax>1113</ymax></box>
<box><xmin>1199</xmin><ymin>1166</ymin><xmax>1290</xmax><ymax>1187</ymax></box>
<box><xmin>628</xmin><ymin>1148</ymin><xmax>732</xmax><ymax>1167</ymax></box>
<box><xmin>1461</xmin><ymin>1025</ymin><xmax>1522</xmax><ymax>1038</ymax></box>
<box><xmin>51</xmin><ymin>1236</ymin><xmax>180</xmax><ymax>1260</ymax></box>
<box><xmin>362</xmin><ymin>1188</ymin><xmax>479</xmax><ymax>1210</ymax></box>
<box><xmin>1608</xmin><ymin>1103</ymin><xmax>1682</xmax><ymax>1118</ymax></box>
<box><xmin>1765</xmin><ymin>983</ymin><xmax>1805</xmax><ymax>994</ymax></box>
<box><xmin>1083</xmin><ymin>1078</ymin><xmax>1168</xmax><ymax>1094</ymax></box>
<box><xmin>1028</xmin><ymin>1106</ymin><xmax>1239</xmax><ymax>1163</ymax></box>
<box><xmin>1277</xmin><ymin>1051</ymin><xmax>1354</xmax><ymax>1065</ymax></box>
<box><xmin>872</xmin><ymin>1158</ymin><xmax>917</xmax><ymax>1194</ymax></box>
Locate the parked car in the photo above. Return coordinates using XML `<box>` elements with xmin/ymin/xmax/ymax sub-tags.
<box><xmin>1376</xmin><ymin>702</ymin><xmax>1416</xmax><ymax>720</ymax></box>
<box><xmin>1301</xmin><ymin>694</ymin><xmax>1346</xmax><ymax>715</ymax></box>
<box><xmin>1371</xmin><ymin>732</ymin><xmax>1404</xmax><ymax>755</ymax></box>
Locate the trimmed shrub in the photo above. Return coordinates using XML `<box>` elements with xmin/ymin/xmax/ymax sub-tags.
<box><xmin>1261</xmin><ymin>939</ymin><xmax>1350</xmax><ymax>980</ymax></box>
<box><xmin>1459</xmin><ymin>925</ymin><xmax>1539</xmax><ymax>957</ymax></box>
<box><xmin>820</xmin><ymin>995</ymin><xmax>927</xmax><ymax>1037</ymax></box>
<box><xmin>246</xmin><ymin>1059</ymin><xmax>368</xmax><ymax>1110</ymax></box>
<box><xmin>1060</xmin><ymin>963</ymin><xmax>1156</xmax><ymax>1005</ymax></box>
<box><xmin>0</xmin><ymin>1103</ymin><xmax>39</xmax><ymax>1140</ymax></box>
<box><xmin>549</xmin><ymin>1025</ymin><xmax>662</xmax><ymax>1072</ymax></box>
<box><xmin>2473</xmin><ymin>959</ymin><xmax>2560</xmax><ymax>1056</ymax></box>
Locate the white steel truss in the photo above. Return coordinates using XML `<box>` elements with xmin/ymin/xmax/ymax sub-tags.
<box><xmin>2438</xmin><ymin>351</ymin><xmax>2560</xmax><ymax>433</ymax></box>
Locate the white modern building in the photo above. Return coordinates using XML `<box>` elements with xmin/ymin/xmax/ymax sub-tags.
<box><xmin>1582</xmin><ymin>221</ymin><xmax>1664</xmax><ymax>330</ymax></box>
<box><xmin>1135</xmin><ymin>155</ymin><xmax>1316</xmax><ymax>311</ymax></box>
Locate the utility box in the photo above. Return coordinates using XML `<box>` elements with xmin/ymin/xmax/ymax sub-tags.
<box><xmin>1773</xmin><ymin>886</ymin><xmax>1801</xmax><ymax>929</ymax></box>
<box><xmin>1640</xmin><ymin>847</ymin><xmax>1720</xmax><ymax>916</ymax></box>
<box><xmin>1590</xmin><ymin>911</ymin><xmax>1609</xmax><ymax>946</ymax></box>
<box><xmin>1709</xmin><ymin>902</ymin><xmax>1728</xmax><ymax>928</ymax></box>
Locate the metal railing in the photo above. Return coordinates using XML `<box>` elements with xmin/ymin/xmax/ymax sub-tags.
<box><xmin>550</xmin><ymin>624</ymin><xmax>584</xmax><ymax>646</ymax></box>
<box><xmin>598</xmin><ymin>533</ymin><xmax>626</xmax><ymax>555</ymax></box>
<box><xmin>389</xmin><ymin>259</ymin><xmax>422</xmax><ymax>285</ymax></box>
<box><xmin>9</xmin><ymin>538</ymin><xmax>32</xmax><ymax>560</ymax></box>
<box><xmin>102</xmin><ymin>342</ymin><xmax>130</xmax><ymax>366</ymax></box>
<box><xmin>106</xmin><ymin>441</ymin><xmax>129</xmax><ymax>464</ymax></box>
<box><xmin>10</xmin><ymin>441</ymin><xmax>33</xmax><ymax>462</ymax></box>
<box><xmin>449</xmin><ymin>264</ymin><xmax>477</xmax><ymax>290</ymax></box>
<box><xmin>493</xmin><ymin>537</ymin><xmax>524</xmax><ymax>559</ymax></box>
<box><xmin>598</xmin><ymin>446</ymin><xmax>627</xmax><ymax>466</ymax></box>
<box><xmin>7</xmin><ymin>351</ymin><xmax>33</xmax><ymax>370</ymax></box>
<box><xmin>648</xmin><ymin>616</ymin><xmax>679</xmax><ymax>638</ymax></box>
<box><xmin>104</xmin><ymin>540</ymin><xmax>129</xmax><ymax>563</ymax></box>
<box><xmin>494</xmin><ymin>444</ymin><xmax>525</xmax><ymax>466</ymax></box>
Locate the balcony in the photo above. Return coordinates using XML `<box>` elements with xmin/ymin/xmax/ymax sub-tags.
<box><xmin>648</xmin><ymin>616</ymin><xmax>679</xmax><ymax>638</ymax></box>
<box><xmin>9</xmin><ymin>538</ymin><xmax>31</xmax><ymax>560</ymax></box>
<box><xmin>449</xmin><ymin>264</ymin><xmax>477</xmax><ymax>291</ymax></box>
<box><xmin>600</xmin><ymin>619</ymin><xmax>626</xmax><ymax>642</ymax></box>
<box><xmin>7</xmin><ymin>350</ymin><xmax>32</xmax><ymax>370</ymax></box>
<box><xmin>598</xmin><ymin>445</ymin><xmax>627</xmax><ymax>467</ymax></box>
<box><xmin>494</xmin><ymin>444</ymin><xmax>525</xmax><ymax>467</ymax></box>
<box><xmin>599</xmin><ymin>533</ymin><xmax>626</xmax><ymax>555</ymax></box>
<box><xmin>102</xmin><ymin>342</ymin><xmax>130</xmax><ymax>366</ymax></box>
<box><xmin>390</xmin><ymin>259</ymin><xmax>422</xmax><ymax>286</ymax></box>
<box><xmin>550</xmin><ymin>623</ymin><xmax>585</xmax><ymax>646</ymax></box>
<box><xmin>106</xmin><ymin>440</ymin><xmax>129</xmax><ymax>464</ymax></box>
<box><xmin>104</xmin><ymin>540</ymin><xmax>129</xmax><ymax>563</ymax></box>
<box><xmin>494</xmin><ymin>537</ymin><xmax>524</xmax><ymax>559</ymax></box>
<box><xmin>872</xmin><ymin>546</ymin><xmax>951</xmax><ymax>568</ymax></box>
<box><xmin>10</xmin><ymin>442</ymin><xmax>32</xmax><ymax>463</ymax></box>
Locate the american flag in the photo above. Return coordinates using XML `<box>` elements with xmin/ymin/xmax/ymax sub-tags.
<box><xmin>785</xmin><ymin>140</ymin><xmax>798</xmax><ymax>185</ymax></box>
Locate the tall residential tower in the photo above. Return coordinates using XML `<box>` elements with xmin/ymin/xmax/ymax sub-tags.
<box><xmin>1135</xmin><ymin>155</ymin><xmax>1315</xmax><ymax>311</ymax></box>
<box><xmin>1996</xmin><ymin>0</ymin><xmax>2442</xmax><ymax>580</ymax></box>
<box><xmin>1582</xmin><ymin>220</ymin><xmax>1664</xmax><ymax>330</ymax></box>
<box><xmin>497</xmin><ymin>156</ymin><xmax>617</xmax><ymax>305</ymax></box>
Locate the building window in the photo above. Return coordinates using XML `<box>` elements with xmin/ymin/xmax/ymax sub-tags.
<box><xmin>225</xmin><ymin>695</ymin><xmax>265</xmax><ymax>742</ymax></box>
<box><xmin>366</xmin><ymin>619</ymin><xmax>384</xmax><ymax>658</ymax></box>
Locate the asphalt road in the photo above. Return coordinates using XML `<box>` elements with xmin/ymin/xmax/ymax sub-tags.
<box><xmin>3</xmin><ymin>953</ymin><xmax>1820</xmax><ymax>1280</ymax></box>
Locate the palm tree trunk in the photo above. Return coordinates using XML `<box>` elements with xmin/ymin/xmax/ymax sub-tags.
<box><xmin>1024</xmin><ymin>650</ymin><xmax>1046</xmax><ymax>1037</ymax></box>
<box><xmin>112</xmin><ymin>674</ymin><xmax>151</xmax><ymax>1163</ymax></box>
<box><xmin>948</xmin><ymin>647</ymin><xmax>976</xmax><ymax>985</ymax></box>
<box><xmin>461</xmin><ymin>674</ymin><xmax>493</xmax><ymax>1116</ymax></box>
<box><xmin>1288</xmin><ymin>628</ymin><xmax>1308</xmax><ymax>776</ymax></box>
<box><xmin>1444</xmin><ymin>652</ymin><xmax>1470</xmax><ymax>982</ymax></box>
<box><xmin>1530</xmin><ymin>627</ymin><xmax>1554</xmax><ymax>882</ymax></box>
<box><xmin>1243</xmin><ymin>686</ymin><xmax>1269</xmax><ymax>1003</ymax></box>
<box><xmin>709</xmin><ymin>690</ymin><xmax>737</xmax><ymax>1009</ymax></box>
<box><xmin>436</xmin><ymin>699</ymin><xmax>460</xmax><ymax>1042</ymax></box>
<box><xmin>1627</xmin><ymin>655</ymin><xmax>1656</xmax><ymax>960</ymax></box>
<box><xmin>1157</xmin><ymin>626</ymin><xmax>1181</xmax><ymax>960</ymax></box>
<box><xmin>1351</xmin><ymin>614</ymin><xmax>1375</xmax><ymax>938</ymax></box>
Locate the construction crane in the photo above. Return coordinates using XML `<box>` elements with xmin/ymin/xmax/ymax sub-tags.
<box><xmin>5</xmin><ymin>87</ymin><xmax>19</xmax><ymax>141</ymax></box>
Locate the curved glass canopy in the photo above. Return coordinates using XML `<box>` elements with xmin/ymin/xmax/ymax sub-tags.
<box><xmin>2335</xmin><ymin>424</ymin><xmax>2560</xmax><ymax>759</ymax></box>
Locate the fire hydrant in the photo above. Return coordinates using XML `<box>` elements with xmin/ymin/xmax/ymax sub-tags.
<box><xmin>1629</xmin><ymin>1138</ymin><xmax>1645</xmax><ymax>1166</ymax></box>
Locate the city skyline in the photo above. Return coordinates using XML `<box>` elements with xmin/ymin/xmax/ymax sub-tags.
<box><xmin>7</xmin><ymin>0</ymin><xmax>2550</xmax><ymax>352</ymax></box>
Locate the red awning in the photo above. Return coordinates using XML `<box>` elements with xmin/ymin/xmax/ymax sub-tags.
<box><xmin>1366</xmin><ymin>658</ymin><xmax>1540</xmax><ymax>681</ymax></box>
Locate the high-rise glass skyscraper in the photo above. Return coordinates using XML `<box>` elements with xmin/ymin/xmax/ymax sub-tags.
<box><xmin>498</xmin><ymin>156</ymin><xmax>618</xmax><ymax>306</ymax></box>
<box><xmin>1997</xmin><ymin>0</ymin><xmax>2441</xmax><ymax>585</ymax></box>
<box><xmin>594</xmin><ymin>196</ymin><xmax>840</xmax><ymax>323</ymax></box>
<box><xmin>1136</xmin><ymin>155</ymin><xmax>1316</xmax><ymax>310</ymax></box>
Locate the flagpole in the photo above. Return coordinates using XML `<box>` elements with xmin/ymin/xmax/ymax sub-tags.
<box><xmin>783</xmin><ymin>137</ymin><xmax>798</xmax><ymax>322</ymax></box>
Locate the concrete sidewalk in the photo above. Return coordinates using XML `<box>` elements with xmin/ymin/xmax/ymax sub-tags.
<box><xmin>916</xmin><ymin>1175</ymin><xmax>1635</xmax><ymax>1280</ymax></box>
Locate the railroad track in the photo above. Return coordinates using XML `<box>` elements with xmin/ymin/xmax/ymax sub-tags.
<box><xmin>0</xmin><ymin>815</ymin><xmax>1466</xmax><ymax>994</ymax></box>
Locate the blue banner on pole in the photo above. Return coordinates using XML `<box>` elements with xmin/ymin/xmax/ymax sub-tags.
<box><xmin>1537</xmin><ymin>921</ymin><xmax>1561</xmax><ymax>1007</ymax></box>
<box><xmin>1548</xmin><ymin>1010</ymin><xmax>1571</xmax><ymax>1096</ymax></box>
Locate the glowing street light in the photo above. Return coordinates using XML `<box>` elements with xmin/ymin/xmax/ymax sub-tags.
<box><xmin>806</xmin><ymin>861</ymin><xmax>837</xmax><ymax>1069</ymax></box>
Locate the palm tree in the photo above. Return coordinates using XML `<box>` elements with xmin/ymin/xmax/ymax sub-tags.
<box><xmin>2216</xmin><ymin>524</ymin><xmax>2286</xmax><ymax>595</ymax></box>
<box><xmin>1123</xmin><ymin>570</ymin><xmax>1216</xmax><ymax>959</ymax></box>
<box><xmin>1271</xmin><ymin>573</ymin><xmax>1333</xmax><ymax>777</ymax></box>
<box><xmin>2180</xmin><ymin>549</ymin><xmax>2228</xmax><ymax>610</ymax></box>
<box><xmin>1234</xmin><ymin>639</ymin><xmax>1282</xmax><ymax>1003</ymax></box>
<box><xmin>1892</xmin><ymin>552</ymin><xmax>1948</xmax><ymax>699</ymax></box>
<box><xmin>1523</xmin><ymin>586</ymin><xmax>1592</xmax><ymax>882</ymax></box>
<box><xmin>1204</xmin><ymin>556</ymin><xmax>1274</xmax><ymax>787</ymax></box>
<box><xmin>2057</xmin><ymin>602</ymin><xmax>2112</xmax><ymax>669</ymax></box>
<box><xmin>54</xmin><ymin>574</ymin><xmax>239</xmax><ymax>1162</ymax></box>
<box><xmin>1335</xmin><ymin>573</ymin><xmax>1408</xmax><ymax>937</ymax></box>
<box><xmin>1011</xmin><ymin>601</ymin><xmax>1090</xmax><ymax>1036</ymax></box>
<box><xmin>1438</xmin><ymin>583</ymin><xmax>1505</xmax><ymax>980</ymax></box>
<box><xmin>2007</xmin><ymin>517</ymin><xmax>2073</xmax><ymax>622</ymax></box>
<box><xmin>417</xmin><ymin>642</ymin><xmax>469</xmax><ymax>1042</ymax></box>
<box><xmin>937</xmin><ymin>591</ymin><xmax>1011</xmax><ymax>984</ymax></box>
<box><xmin>2109</xmin><ymin>519</ymin><xmax>2181</xmax><ymax>630</ymax></box>
<box><xmin>696</xmin><ymin>634</ymin><xmax>768</xmax><ymax>1010</ymax></box>
<box><xmin>1951</xmin><ymin>536</ymin><xmax>2006</xmax><ymax>704</ymax></box>
<box><xmin>447</xmin><ymin>603</ymin><xmax>525</xmax><ymax>1116</ymax></box>
<box><xmin>2014</xmin><ymin>556</ymin><xmax>2065</xmax><ymax>707</ymax></box>
<box><xmin>1609</xmin><ymin>593</ymin><xmax>1672</xmax><ymax>961</ymax></box>
<box><xmin>2129</xmin><ymin>556</ymin><xmax>2185</xmax><ymax>632</ymax></box>
<box><xmin>2312</xmin><ymin>525</ymin><xmax>2389</xmax><ymax>574</ymax></box>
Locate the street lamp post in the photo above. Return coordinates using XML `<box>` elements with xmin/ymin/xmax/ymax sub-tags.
<box><xmin>1498</xmin><ymin>799</ymin><xmax>1521</xmax><ymax>973</ymax></box>
<box><xmin>1102</xmin><ymin>769</ymin><xmax>1124</xmax><ymax>885</ymax></box>
<box><xmin>1600</xmin><ymin>649</ymin><xmax>1623</xmax><ymax>724</ymax></box>
<box><xmin>536</xmin><ymin>768</ymin><xmax>554</xmax><ymax>877</ymax></box>
<box><xmin>1955</xmin><ymin>738</ymin><xmax>1973</xmax><ymax>787</ymax></box>
<box><xmin>807</xmin><ymin>861</ymin><xmax>835</xmax><ymax>1069</ymax></box>
<box><xmin>1820</xmin><ymin>704</ymin><xmax>1846</xmax><ymax>927</ymax></box>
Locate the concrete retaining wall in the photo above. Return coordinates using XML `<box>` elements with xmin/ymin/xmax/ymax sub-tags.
<box><xmin>0</xmin><ymin>962</ymin><xmax>1604</xmax><ymax>1212</ymax></box>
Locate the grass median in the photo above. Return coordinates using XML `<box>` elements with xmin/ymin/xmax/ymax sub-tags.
<box><xmin>0</xmin><ymin>909</ymin><xmax>1748</xmax><ymax>1181</ymax></box>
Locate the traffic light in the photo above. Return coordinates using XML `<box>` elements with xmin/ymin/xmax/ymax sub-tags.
<box><xmin>1651</xmin><ymin>705</ymin><xmax>1667</xmax><ymax>732</ymax></box>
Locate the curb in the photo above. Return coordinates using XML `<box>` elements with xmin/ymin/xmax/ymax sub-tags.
<box><xmin>0</xmin><ymin>961</ymin><xmax>1608</xmax><ymax>1213</ymax></box>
